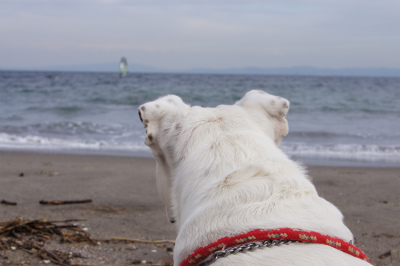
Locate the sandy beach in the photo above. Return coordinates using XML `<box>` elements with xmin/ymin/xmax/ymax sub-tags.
<box><xmin>0</xmin><ymin>151</ymin><xmax>399</xmax><ymax>266</ymax></box>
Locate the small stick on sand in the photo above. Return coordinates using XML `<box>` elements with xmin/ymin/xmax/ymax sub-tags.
<box><xmin>1</xmin><ymin>199</ymin><xmax>17</xmax><ymax>206</ymax></box>
<box><xmin>39</xmin><ymin>199</ymin><xmax>92</xmax><ymax>205</ymax></box>
<box><xmin>110</xmin><ymin>237</ymin><xmax>175</xmax><ymax>244</ymax></box>
<box><xmin>71</xmin><ymin>264</ymin><xmax>128</xmax><ymax>266</ymax></box>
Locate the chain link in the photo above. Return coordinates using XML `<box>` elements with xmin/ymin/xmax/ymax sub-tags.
<box><xmin>197</xmin><ymin>239</ymin><xmax>296</xmax><ymax>266</ymax></box>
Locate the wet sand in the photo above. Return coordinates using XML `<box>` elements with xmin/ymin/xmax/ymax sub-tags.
<box><xmin>0</xmin><ymin>151</ymin><xmax>399</xmax><ymax>265</ymax></box>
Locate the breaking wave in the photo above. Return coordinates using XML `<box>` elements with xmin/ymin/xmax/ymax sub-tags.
<box><xmin>0</xmin><ymin>133</ymin><xmax>149</xmax><ymax>155</ymax></box>
<box><xmin>282</xmin><ymin>142</ymin><xmax>400</xmax><ymax>163</ymax></box>
<box><xmin>1</xmin><ymin>132</ymin><xmax>399</xmax><ymax>164</ymax></box>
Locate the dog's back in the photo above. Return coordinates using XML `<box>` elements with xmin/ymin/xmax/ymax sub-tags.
<box><xmin>138</xmin><ymin>91</ymin><xmax>371</xmax><ymax>266</ymax></box>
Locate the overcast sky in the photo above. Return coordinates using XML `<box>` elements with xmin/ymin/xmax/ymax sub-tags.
<box><xmin>1</xmin><ymin>0</ymin><xmax>399</xmax><ymax>70</ymax></box>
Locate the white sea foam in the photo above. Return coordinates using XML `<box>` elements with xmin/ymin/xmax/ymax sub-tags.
<box><xmin>282</xmin><ymin>142</ymin><xmax>400</xmax><ymax>163</ymax></box>
<box><xmin>1</xmin><ymin>133</ymin><xmax>399</xmax><ymax>164</ymax></box>
<box><xmin>0</xmin><ymin>133</ymin><xmax>148</xmax><ymax>154</ymax></box>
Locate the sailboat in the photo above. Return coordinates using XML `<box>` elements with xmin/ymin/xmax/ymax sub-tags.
<box><xmin>119</xmin><ymin>57</ymin><xmax>128</xmax><ymax>77</ymax></box>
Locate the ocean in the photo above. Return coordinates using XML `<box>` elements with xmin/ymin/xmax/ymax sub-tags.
<box><xmin>1</xmin><ymin>70</ymin><xmax>399</xmax><ymax>167</ymax></box>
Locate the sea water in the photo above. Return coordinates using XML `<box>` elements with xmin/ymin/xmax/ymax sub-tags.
<box><xmin>0</xmin><ymin>71</ymin><xmax>399</xmax><ymax>167</ymax></box>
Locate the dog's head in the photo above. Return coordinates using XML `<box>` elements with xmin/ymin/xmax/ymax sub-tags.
<box><xmin>138</xmin><ymin>90</ymin><xmax>289</xmax><ymax>223</ymax></box>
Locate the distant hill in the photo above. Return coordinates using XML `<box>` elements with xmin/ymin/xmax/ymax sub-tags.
<box><xmin>187</xmin><ymin>66</ymin><xmax>400</xmax><ymax>77</ymax></box>
<box><xmin>3</xmin><ymin>64</ymin><xmax>400</xmax><ymax>77</ymax></box>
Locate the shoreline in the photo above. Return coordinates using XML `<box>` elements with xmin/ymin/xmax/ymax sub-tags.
<box><xmin>1</xmin><ymin>150</ymin><xmax>399</xmax><ymax>265</ymax></box>
<box><xmin>1</xmin><ymin>148</ymin><xmax>399</xmax><ymax>169</ymax></box>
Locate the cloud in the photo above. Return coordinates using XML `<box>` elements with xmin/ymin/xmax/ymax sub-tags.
<box><xmin>0</xmin><ymin>0</ymin><xmax>399</xmax><ymax>69</ymax></box>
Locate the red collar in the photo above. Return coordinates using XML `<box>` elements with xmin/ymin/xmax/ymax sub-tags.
<box><xmin>180</xmin><ymin>228</ymin><xmax>370</xmax><ymax>266</ymax></box>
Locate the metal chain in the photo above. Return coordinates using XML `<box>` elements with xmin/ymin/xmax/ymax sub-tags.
<box><xmin>197</xmin><ymin>239</ymin><xmax>296</xmax><ymax>266</ymax></box>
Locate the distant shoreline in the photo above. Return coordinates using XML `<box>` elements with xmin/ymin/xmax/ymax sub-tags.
<box><xmin>2</xmin><ymin>67</ymin><xmax>400</xmax><ymax>78</ymax></box>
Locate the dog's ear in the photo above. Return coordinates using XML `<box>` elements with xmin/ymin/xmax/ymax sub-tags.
<box><xmin>236</xmin><ymin>90</ymin><xmax>289</xmax><ymax>146</ymax></box>
<box><xmin>138</xmin><ymin>95</ymin><xmax>190</xmax><ymax>152</ymax></box>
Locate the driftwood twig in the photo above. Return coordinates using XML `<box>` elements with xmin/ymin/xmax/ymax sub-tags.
<box><xmin>110</xmin><ymin>237</ymin><xmax>175</xmax><ymax>244</ymax></box>
<box><xmin>39</xmin><ymin>199</ymin><xmax>92</xmax><ymax>205</ymax></box>
<box><xmin>1</xmin><ymin>199</ymin><xmax>17</xmax><ymax>206</ymax></box>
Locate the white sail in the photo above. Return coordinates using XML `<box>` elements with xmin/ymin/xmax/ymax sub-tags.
<box><xmin>119</xmin><ymin>57</ymin><xmax>128</xmax><ymax>77</ymax></box>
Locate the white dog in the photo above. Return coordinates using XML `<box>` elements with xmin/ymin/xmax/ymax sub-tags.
<box><xmin>138</xmin><ymin>90</ymin><xmax>371</xmax><ymax>266</ymax></box>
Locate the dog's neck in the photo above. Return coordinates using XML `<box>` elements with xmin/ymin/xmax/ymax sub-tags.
<box><xmin>180</xmin><ymin>228</ymin><xmax>369</xmax><ymax>266</ymax></box>
<box><xmin>173</xmin><ymin>150</ymin><xmax>304</xmax><ymax>227</ymax></box>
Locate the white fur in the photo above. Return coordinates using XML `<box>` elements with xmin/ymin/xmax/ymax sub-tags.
<box><xmin>138</xmin><ymin>90</ymin><xmax>371</xmax><ymax>266</ymax></box>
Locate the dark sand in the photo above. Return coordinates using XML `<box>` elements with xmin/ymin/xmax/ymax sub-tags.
<box><xmin>0</xmin><ymin>151</ymin><xmax>399</xmax><ymax>265</ymax></box>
